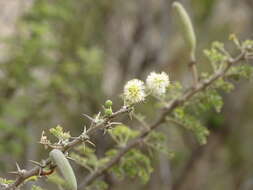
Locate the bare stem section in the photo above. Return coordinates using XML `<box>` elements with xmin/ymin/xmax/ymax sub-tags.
<box><xmin>189</xmin><ymin>59</ymin><xmax>199</xmax><ymax>87</ymax></box>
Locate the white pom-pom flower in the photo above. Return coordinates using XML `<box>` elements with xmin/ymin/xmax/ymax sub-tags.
<box><xmin>146</xmin><ymin>72</ymin><xmax>170</xmax><ymax>96</ymax></box>
<box><xmin>123</xmin><ymin>79</ymin><xmax>146</xmax><ymax>105</ymax></box>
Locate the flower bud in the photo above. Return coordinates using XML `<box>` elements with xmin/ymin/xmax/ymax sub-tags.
<box><xmin>105</xmin><ymin>108</ymin><xmax>113</xmax><ymax>117</ymax></box>
<box><xmin>105</xmin><ymin>100</ymin><xmax>113</xmax><ymax>108</ymax></box>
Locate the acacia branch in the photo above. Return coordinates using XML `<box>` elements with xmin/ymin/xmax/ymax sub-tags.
<box><xmin>3</xmin><ymin>107</ymin><xmax>131</xmax><ymax>190</ymax></box>
<box><xmin>79</xmin><ymin>51</ymin><xmax>246</xmax><ymax>188</ymax></box>
<box><xmin>2</xmin><ymin>51</ymin><xmax>247</xmax><ymax>190</ymax></box>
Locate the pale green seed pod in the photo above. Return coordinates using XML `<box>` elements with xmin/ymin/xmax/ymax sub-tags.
<box><xmin>49</xmin><ymin>149</ymin><xmax>77</xmax><ymax>190</ymax></box>
<box><xmin>172</xmin><ymin>2</ymin><xmax>196</xmax><ymax>61</ymax></box>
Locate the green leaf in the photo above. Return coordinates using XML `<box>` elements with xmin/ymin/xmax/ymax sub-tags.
<box><xmin>173</xmin><ymin>108</ymin><xmax>209</xmax><ymax>145</ymax></box>
<box><xmin>146</xmin><ymin>131</ymin><xmax>174</xmax><ymax>159</ymax></box>
<box><xmin>31</xmin><ymin>185</ymin><xmax>45</xmax><ymax>190</ymax></box>
<box><xmin>49</xmin><ymin>125</ymin><xmax>71</xmax><ymax>141</ymax></box>
<box><xmin>109</xmin><ymin>125</ymin><xmax>139</xmax><ymax>147</ymax></box>
<box><xmin>87</xmin><ymin>180</ymin><xmax>108</xmax><ymax>190</ymax></box>
<box><xmin>107</xmin><ymin>149</ymin><xmax>153</xmax><ymax>184</ymax></box>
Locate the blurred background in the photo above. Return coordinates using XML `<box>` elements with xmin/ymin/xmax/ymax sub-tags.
<box><xmin>0</xmin><ymin>0</ymin><xmax>253</xmax><ymax>189</ymax></box>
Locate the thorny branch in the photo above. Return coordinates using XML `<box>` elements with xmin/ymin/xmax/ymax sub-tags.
<box><xmin>3</xmin><ymin>107</ymin><xmax>131</xmax><ymax>190</ymax></box>
<box><xmin>79</xmin><ymin>51</ymin><xmax>247</xmax><ymax>188</ymax></box>
<box><xmin>2</xmin><ymin>51</ymin><xmax>249</xmax><ymax>190</ymax></box>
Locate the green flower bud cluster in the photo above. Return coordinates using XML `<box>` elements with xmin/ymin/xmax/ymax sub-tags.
<box><xmin>49</xmin><ymin>125</ymin><xmax>71</xmax><ymax>141</ymax></box>
<box><xmin>104</xmin><ymin>100</ymin><xmax>113</xmax><ymax>117</ymax></box>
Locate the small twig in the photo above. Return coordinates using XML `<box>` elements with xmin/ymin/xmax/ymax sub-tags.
<box><xmin>189</xmin><ymin>58</ymin><xmax>199</xmax><ymax>88</ymax></box>
<box><xmin>132</xmin><ymin>114</ymin><xmax>150</xmax><ymax>129</ymax></box>
<box><xmin>166</xmin><ymin>118</ymin><xmax>187</xmax><ymax>129</ymax></box>
<box><xmin>82</xmin><ymin>114</ymin><xmax>95</xmax><ymax>122</ymax></box>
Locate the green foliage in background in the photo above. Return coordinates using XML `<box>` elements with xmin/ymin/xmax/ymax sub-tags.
<box><xmin>0</xmin><ymin>0</ymin><xmax>111</xmax><ymax>171</ymax></box>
